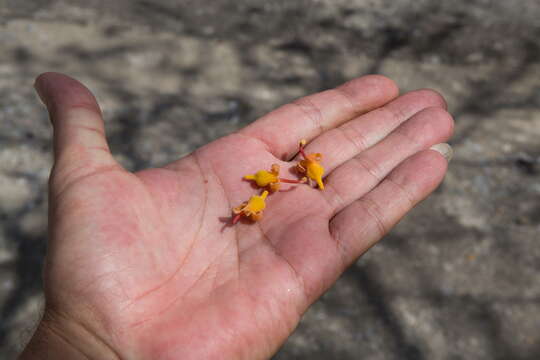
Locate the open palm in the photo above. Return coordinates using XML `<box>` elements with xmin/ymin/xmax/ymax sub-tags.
<box><xmin>26</xmin><ymin>73</ymin><xmax>452</xmax><ymax>360</ymax></box>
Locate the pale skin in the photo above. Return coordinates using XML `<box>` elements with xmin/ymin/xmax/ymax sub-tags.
<box><xmin>20</xmin><ymin>72</ymin><xmax>453</xmax><ymax>360</ymax></box>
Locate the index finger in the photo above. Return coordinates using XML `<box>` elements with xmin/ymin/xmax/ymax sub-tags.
<box><xmin>240</xmin><ymin>75</ymin><xmax>399</xmax><ymax>160</ymax></box>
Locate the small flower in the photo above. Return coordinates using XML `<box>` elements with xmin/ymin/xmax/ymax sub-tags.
<box><xmin>232</xmin><ymin>190</ymin><xmax>269</xmax><ymax>224</ymax></box>
<box><xmin>296</xmin><ymin>139</ymin><xmax>325</xmax><ymax>190</ymax></box>
<box><xmin>244</xmin><ymin>163</ymin><xmax>306</xmax><ymax>192</ymax></box>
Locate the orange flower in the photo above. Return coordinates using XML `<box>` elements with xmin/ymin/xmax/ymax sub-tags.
<box><xmin>244</xmin><ymin>164</ymin><xmax>306</xmax><ymax>192</ymax></box>
<box><xmin>296</xmin><ymin>139</ymin><xmax>325</xmax><ymax>190</ymax></box>
<box><xmin>232</xmin><ymin>190</ymin><xmax>269</xmax><ymax>224</ymax></box>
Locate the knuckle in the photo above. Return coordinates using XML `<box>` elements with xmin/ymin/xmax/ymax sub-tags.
<box><xmin>386</xmin><ymin>177</ymin><xmax>415</xmax><ymax>209</ymax></box>
<box><xmin>359</xmin><ymin>197</ymin><xmax>388</xmax><ymax>238</ymax></box>
<box><xmin>333</xmin><ymin>86</ymin><xmax>356</xmax><ymax>112</ymax></box>
<box><xmin>353</xmin><ymin>156</ymin><xmax>383</xmax><ymax>183</ymax></box>
<box><xmin>293</xmin><ymin>97</ymin><xmax>325</xmax><ymax>133</ymax></box>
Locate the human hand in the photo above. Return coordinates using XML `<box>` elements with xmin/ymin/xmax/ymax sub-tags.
<box><xmin>21</xmin><ymin>72</ymin><xmax>453</xmax><ymax>360</ymax></box>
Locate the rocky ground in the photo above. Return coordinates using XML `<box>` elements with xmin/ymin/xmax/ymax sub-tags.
<box><xmin>0</xmin><ymin>0</ymin><xmax>539</xmax><ymax>359</ymax></box>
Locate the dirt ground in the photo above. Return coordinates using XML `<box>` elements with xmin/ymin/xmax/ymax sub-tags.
<box><xmin>1</xmin><ymin>0</ymin><xmax>539</xmax><ymax>359</ymax></box>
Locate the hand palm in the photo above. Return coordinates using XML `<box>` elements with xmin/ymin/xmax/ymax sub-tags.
<box><xmin>36</xmin><ymin>73</ymin><xmax>452</xmax><ymax>359</ymax></box>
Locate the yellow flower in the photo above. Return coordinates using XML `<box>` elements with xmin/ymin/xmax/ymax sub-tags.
<box><xmin>296</xmin><ymin>139</ymin><xmax>325</xmax><ymax>190</ymax></box>
<box><xmin>232</xmin><ymin>190</ymin><xmax>269</xmax><ymax>224</ymax></box>
<box><xmin>244</xmin><ymin>164</ymin><xmax>306</xmax><ymax>192</ymax></box>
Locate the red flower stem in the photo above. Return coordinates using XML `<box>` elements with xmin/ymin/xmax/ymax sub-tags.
<box><xmin>232</xmin><ymin>213</ymin><xmax>242</xmax><ymax>225</ymax></box>
<box><xmin>279</xmin><ymin>178</ymin><xmax>305</xmax><ymax>184</ymax></box>
<box><xmin>298</xmin><ymin>145</ymin><xmax>308</xmax><ymax>159</ymax></box>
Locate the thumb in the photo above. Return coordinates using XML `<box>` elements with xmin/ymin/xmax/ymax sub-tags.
<box><xmin>35</xmin><ymin>72</ymin><xmax>119</xmax><ymax>194</ymax></box>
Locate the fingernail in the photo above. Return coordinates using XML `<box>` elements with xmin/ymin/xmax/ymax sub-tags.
<box><xmin>33</xmin><ymin>78</ymin><xmax>48</xmax><ymax>107</ymax></box>
<box><xmin>430</xmin><ymin>143</ymin><xmax>453</xmax><ymax>162</ymax></box>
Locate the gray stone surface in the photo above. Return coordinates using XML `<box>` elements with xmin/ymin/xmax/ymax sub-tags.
<box><xmin>0</xmin><ymin>0</ymin><xmax>539</xmax><ymax>358</ymax></box>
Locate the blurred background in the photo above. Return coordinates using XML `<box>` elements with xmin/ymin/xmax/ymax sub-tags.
<box><xmin>0</xmin><ymin>0</ymin><xmax>539</xmax><ymax>358</ymax></box>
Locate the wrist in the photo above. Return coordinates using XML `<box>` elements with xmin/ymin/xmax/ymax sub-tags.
<box><xmin>19</xmin><ymin>309</ymin><xmax>120</xmax><ymax>360</ymax></box>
